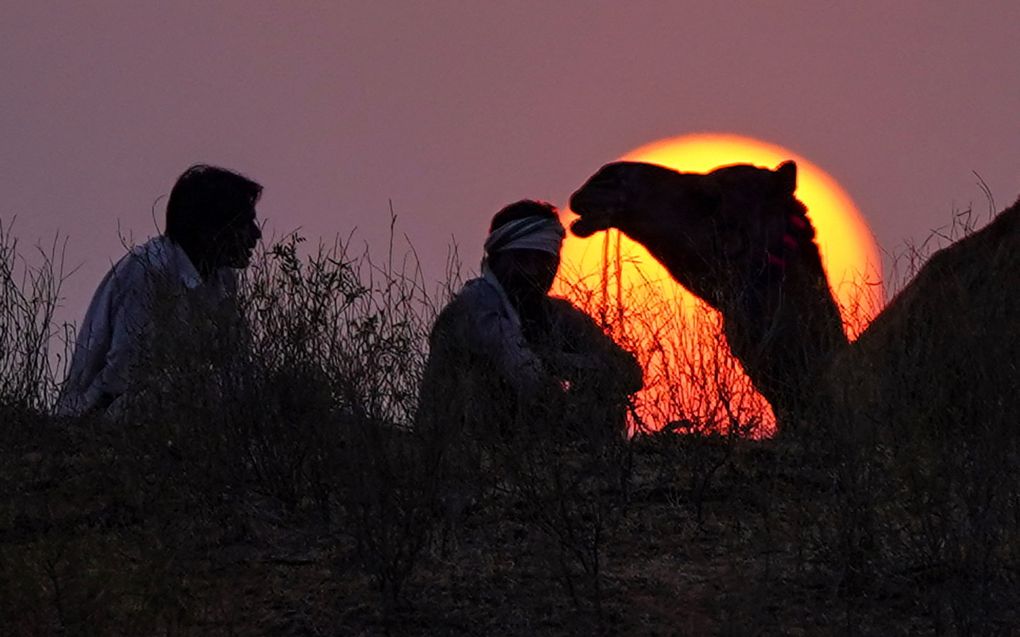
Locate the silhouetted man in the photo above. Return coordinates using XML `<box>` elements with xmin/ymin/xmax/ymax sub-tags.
<box><xmin>57</xmin><ymin>164</ymin><xmax>262</xmax><ymax>417</ymax></box>
<box><xmin>418</xmin><ymin>200</ymin><xmax>643</xmax><ymax>442</ymax></box>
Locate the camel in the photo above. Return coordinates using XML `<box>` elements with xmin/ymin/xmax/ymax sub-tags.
<box><xmin>569</xmin><ymin>160</ymin><xmax>1020</xmax><ymax>433</ymax></box>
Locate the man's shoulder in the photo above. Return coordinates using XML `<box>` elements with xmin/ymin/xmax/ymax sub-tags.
<box><xmin>101</xmin><ymin>236</ymin><xmax>195</xmax><ymax>300</ymax></box>
<box><xmin>431</xmin><ymin>277</ymin><xmax>502</xmax><ymax>335</ymax></box>
<box><xmin>547</xmin><ymin>296</ymin><xmax>596</xmax><ymax>321</ymax></box>
<box><xmin>91</xmin><ymin>239</ymin><xmax>152</xmax><ymax>290</ymax></box>
<box><xmin>442</xmin><ymin>277</ymin><xmax>502</xmax><ymax>313</ymax></box>
<box><xmin>113</xmin><ymin>236</ymin><xmax>168</xmax><ymax>275</ymax></box>
<box><xmin>547</xmin><ymin>296</ymin><xmax>579</xmax><ymax>311</ymax></box>
<box><xmin>115</xmin><ymin>236</ymin><xmax>207</xmax><ymax>288</ymax></box>
<box><xmin>458</xmin><ymin>276</ymin><xmax>500</xmax><ymax>300</ymax></box>
<box><xmin>546</xmin><ymin>296</ymin><xmax>617</xmax><ymax>339</ymax></box>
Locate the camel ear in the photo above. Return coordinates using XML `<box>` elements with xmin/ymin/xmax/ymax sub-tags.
<box><xmin>775</xmin><ymin>161</ymin><xmax>797</xmax><ymax>194</ymax></box>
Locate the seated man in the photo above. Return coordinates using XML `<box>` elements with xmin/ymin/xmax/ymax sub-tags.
<box><xmin>57</xmin><ymin>164</ymin><xmax>263</xmax><ymax>417</ymax></box>
<box><xmin>418</xmin><ymin>200</ymin><xmax>643</xmax><ymax>445</ymax></box>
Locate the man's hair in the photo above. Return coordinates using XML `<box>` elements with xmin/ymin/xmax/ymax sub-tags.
<box><xmin>165</xmin><ymin>164</ymin><xmax>262</xmax><ymax>243</ymax></box>
<box><xmin>489</xmin><ymin>200</ymin><xmax>558</xmax><ymax>233</ymax></box>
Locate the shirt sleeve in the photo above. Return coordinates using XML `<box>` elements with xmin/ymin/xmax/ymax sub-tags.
<box><xmin>83</xmin><ymin>257</ymin><xmax>158</xmax><ymax>409</ymax></box>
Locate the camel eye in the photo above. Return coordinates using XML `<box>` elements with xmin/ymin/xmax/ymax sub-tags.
<box><xmin>597</xmin><ymin>172</ymin><xmax>626</xmax><ymax>193</ymax></box>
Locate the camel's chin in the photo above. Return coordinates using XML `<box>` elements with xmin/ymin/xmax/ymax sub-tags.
<box><xmin>570</xmin><ymin>217</ymin><xmax>604</xmax><ymax>238</ymax></box>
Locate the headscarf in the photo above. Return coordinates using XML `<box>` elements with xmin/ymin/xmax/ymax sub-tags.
<box><xmin>480</xmin><ymin>215</ymin><xmax>565</xmax><ymax>329</ymax></box>
<box><xmin>483</xmin><ymin>215</ymin><xmax>566</xmax><ymax>259</ymax></box>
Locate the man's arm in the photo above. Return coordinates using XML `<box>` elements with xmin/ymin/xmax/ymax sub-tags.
<box><xmin>546</xmin><ymin>300</ymin><xmax>643</xmax><ymax>395</ymax></box>
<box><xmin>82</xmin><ymin>258</ymin><xmax>158</xmax><ymax>413</ymax></box>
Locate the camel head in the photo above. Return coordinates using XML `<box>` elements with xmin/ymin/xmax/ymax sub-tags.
<box><xmin>567</xmin><ymin>160</ymin><xmax>811</xmax><ymax>309</ymax></box>
<box><xmin>569</xmin><ymin>160</ymin><xmax>810</xmax><ymax>309</ymax></box>
<box><xmin>571</xmin><ymin>160</ymin><xmax>848</xmax><ymax>430</ymax></box>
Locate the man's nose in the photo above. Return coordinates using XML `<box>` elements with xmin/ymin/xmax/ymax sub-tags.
<box><xmin>250</xmin><ymin>222</ymin><xmax>262</xmax><ymax>242</ymax></box>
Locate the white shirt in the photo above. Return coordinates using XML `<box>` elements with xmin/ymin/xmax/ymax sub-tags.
<box><xmin>56</xmin><ymin>236</ymin><xmax>236</xmax><ymax>416</ymax></box>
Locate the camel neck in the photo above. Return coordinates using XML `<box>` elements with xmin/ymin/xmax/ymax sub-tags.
<box><xmin>721</xmin><ymin>238</ymin><xmax>849</xmax><ymax>424</ymax></box>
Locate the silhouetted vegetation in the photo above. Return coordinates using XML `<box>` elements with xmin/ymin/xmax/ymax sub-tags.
<box><xmin>1</xmin><ymin>206</ymin><xmax>1017</xmax><ymax>635</ymax></box>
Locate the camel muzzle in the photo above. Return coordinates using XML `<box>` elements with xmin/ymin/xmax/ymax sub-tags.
<box><xmin>568</xmin><ymin>187</ymin><xmax>623</xmax><ymax>238</ymax></box>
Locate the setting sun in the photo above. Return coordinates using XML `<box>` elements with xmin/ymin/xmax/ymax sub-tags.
<box><xmin>554</xmin><ymin>133</ymin><xmax>884</xmax><ymax>433</ymax></box>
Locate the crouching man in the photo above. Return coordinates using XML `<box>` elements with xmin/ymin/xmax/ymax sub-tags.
<box><xmin>417</xmin><ymin>200</ymin><xmax>643</xmax><ymax>448</ymax></box>
<box><xmin>57</xmin><ymin>164</ymin><xmax>263</xmax><ymax>418</ymax></box>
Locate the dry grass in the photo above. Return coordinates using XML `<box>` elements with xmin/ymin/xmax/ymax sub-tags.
<box><xmin>0</xmin><ymin>220</ymin><xmax>71</xmax><ymax>417</ymax></box>
<box><xmin>0</xmin><ymin>205</ymin><xmax>1017</xmax><ymax>635</ymax></box>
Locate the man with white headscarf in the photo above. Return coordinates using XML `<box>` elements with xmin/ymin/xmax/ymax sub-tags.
<box><xmin>417</xmin><ymin>200</ymin><xmax>643</xmax><ymax>448</ymax></box>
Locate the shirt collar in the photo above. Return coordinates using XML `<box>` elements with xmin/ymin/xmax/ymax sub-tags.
<box><xmin>145</xmin><ymin>235</ymin><xmax>204</xmax><ymax>289</ymax></box>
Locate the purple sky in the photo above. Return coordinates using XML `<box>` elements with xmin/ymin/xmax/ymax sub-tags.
<box><xmin>3</xmin><ymin>2</ymin><xmax>1018</xmax><ymax>320</ymax></box>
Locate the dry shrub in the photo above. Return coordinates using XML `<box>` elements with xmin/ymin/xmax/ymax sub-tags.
<box><xmin>125</xmin><ymin>226</ymin><xmax>450</xmax><ymax>609</ymax></box>
<box><xmin>414</xmin><ymin>293</ymin><xmax>640</xmax><ymax>621</ymax></box>
<box><xmin>555</xmin><ymin>252</ymin><xmax>770</xmax><ymax>438</ymax></box>
<box><xmin>0</xmin><ymin>218</ymin><xmax>454</xmax><ymax>630</ymax></box>
<box><xmin>0</xmin><ymin>220</ymin><xmax>70</xmax><ymax>418</ymax></box>
<box><xmin>2</xmin><ymin>198</ymin><xmax>1017</xmax><ymax>633</ymax></box>
<box><xmin>555</xmin><ymin>199</ymin><xmax>1019</xmax><ymax>632</ymax></box>
<box><xmin>482</xmin><ymin>363</ymin><xmax>634</xmax><ymax>620</ymax></box>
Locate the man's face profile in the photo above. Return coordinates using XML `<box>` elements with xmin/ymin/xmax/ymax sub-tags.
<box><xmin>211</xmin><ymin>206</ymin><xmax>261</xmax><ymax>269</ymax></box>
<box><xmin>493</xmin><ymin>249</ymin><xmax>560</xmax><ymax>296</ymax></box>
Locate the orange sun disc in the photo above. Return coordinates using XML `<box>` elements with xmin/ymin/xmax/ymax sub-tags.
<box><xmin>554</xmin><ymin>133</ymin><xmax>884</xmax><ymax>435</ymax></box>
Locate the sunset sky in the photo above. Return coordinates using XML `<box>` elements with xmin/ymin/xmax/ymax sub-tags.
<box><xmin>2</xmin><ymin>2</ymin><xmax>1018</xmax><ymax>320</ymax></box>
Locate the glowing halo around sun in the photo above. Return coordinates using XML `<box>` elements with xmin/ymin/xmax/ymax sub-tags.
<box><xmin>553</xmin><ymin>133</ymin><xmax>884</xmax><ymax>435</ymax></box>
